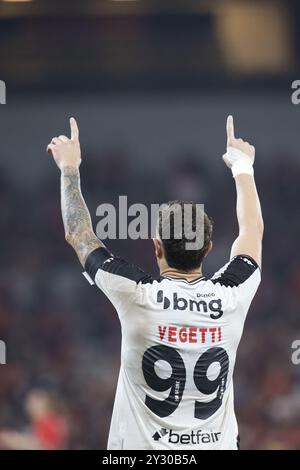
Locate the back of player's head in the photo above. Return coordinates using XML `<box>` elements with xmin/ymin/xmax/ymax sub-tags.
<box><xmin>157</xmin><ymin>200</ymin><xmax>213</xmax><ymax>272</ymax></box>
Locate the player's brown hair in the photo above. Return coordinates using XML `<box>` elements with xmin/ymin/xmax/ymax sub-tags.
<box><xmin>158</xmin><ymin>200</ymin><xmax>213</xmax><ymax>272</ymax></box>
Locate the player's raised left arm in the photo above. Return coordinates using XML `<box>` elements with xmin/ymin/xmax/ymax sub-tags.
<box><xmin>47</xmin><ymin>117</ymin><xmax>103</xmax><ymax>266</ymax></box>
<box><xmin>223</xmin><ymin>116</ymin><xmax>264</xmax><ymax>268</ymax></box>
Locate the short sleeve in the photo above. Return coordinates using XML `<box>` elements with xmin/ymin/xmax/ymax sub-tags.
<box><xmin>83</xmin><ymin>247</ymin><xmax>153</xmax><ymax>314</ymax></box>
<box><xmin>210</xmin><ymin>255</ymin><xmax>261</xmax><ymax>317</ymax></box>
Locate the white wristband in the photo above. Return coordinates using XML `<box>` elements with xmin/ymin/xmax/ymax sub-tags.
<box><xmin>231</xmin><ymin>159</ymin><xmax>254</xmax><ymax>178</ymax></box>
<box><xmin>225</xmin><ymin>146</ymin><xmax>254</xmax><ymax>178</ymax></box>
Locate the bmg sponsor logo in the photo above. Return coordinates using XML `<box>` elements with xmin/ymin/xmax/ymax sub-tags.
<box><xmin>0</xmin><ymin>340</ymin><xmax>6</xmax><ymax>364</ymax></box>
<box><xmin>0</xmin><ymin>81</ymin><xmax>6</xmax><ymax>104</ymax></box>
<box><xmin>157</xmin><ymin>290</ymin><xmax>223</xmax><ymax>319</ymax></box>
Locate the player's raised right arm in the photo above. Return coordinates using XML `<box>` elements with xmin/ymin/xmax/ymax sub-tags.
<box><xmin>47</xmin><ymin>117</ymin><xmax>103</xmax><ymax>267</ymax></box>
<box><xmin>223</xmin><ymin>115</ymin><xmax>264</xmax><ymax>268</ymax></box>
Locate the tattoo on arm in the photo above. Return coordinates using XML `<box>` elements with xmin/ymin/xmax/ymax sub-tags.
<box><xmin>61</xmin><ymin>166</ymin><xmax>102</xmax><ymax>266</ymax></box>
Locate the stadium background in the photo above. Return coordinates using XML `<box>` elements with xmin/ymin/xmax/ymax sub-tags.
<box><xmin>0</xmin><ymin>0</ymin><xmax>300</xmax><ymax>449</ymax></box>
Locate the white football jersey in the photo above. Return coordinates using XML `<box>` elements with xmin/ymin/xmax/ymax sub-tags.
<box><xmin>84</xmin><ymin>248</ymin><xmax>261</xmax><ymax>450</ymax></box>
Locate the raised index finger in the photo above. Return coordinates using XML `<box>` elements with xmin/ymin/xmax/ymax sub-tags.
<box><xmin>70</xmin><ymin>117</ymin><xmax>79</xmax><ymax>140</ymax></box>
<box><xmin>226</xmin><ymin>115</ymin><xmax>235</xmax><ymax>144</ymax></box>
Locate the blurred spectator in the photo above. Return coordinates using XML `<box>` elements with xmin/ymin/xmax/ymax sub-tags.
<box><xmin>0</xmin><ymin>390</ymin><xmax>69</xmax><ymax>450</ymax></box>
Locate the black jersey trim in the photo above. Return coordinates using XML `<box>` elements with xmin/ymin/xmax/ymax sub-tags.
<box><xmin>162</xmin><ymin>276</ymin><xmax>205</xmax><ymax>285</ymax></box>
<box><xmin>85</xmin><ymin>247</ymin><xmax>112</xmax><ymax>279</ymax></box>
<box><xmin>211</xmin><ymin>255</ymin><xmax>258</xmax><ymax>288</ymax></box>
<box><xmin>85</xmin><ymin>247</ymin><xmax>154</xmax><ymax>285</ymax></box>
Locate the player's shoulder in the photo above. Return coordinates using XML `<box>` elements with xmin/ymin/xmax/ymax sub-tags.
<box><xmin>209</xmin><ymin>254</ymin><xmax>261</xmax><ymax>288</ymax></box>
<box><xmin>143</xmin><ymin>254</ymin><xmax>261</xmax><ymax>293</ymax></box>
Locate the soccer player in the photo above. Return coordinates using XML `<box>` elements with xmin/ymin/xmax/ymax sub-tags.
<box><xmin>47</xmin><ymin>115</ymin><xmax>263</xmax><ymax>450</ymax></box>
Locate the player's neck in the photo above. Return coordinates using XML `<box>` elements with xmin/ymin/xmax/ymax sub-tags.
<box><xmin>160</xmin><ymin>267</ymin><xmax>203</xmax><ymax>282</ymax></box>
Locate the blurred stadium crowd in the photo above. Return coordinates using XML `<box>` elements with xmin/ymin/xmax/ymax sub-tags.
<box><xmin>0</xmin><ymin>144</ymin><xmax>299</xmax><ymax>449</ymax></box>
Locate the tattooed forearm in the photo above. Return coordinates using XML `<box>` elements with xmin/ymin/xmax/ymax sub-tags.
<box><xmin>61</xmin><ymin>166</ymin><xmax>102</xmax><ymax>266</ymax></box>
